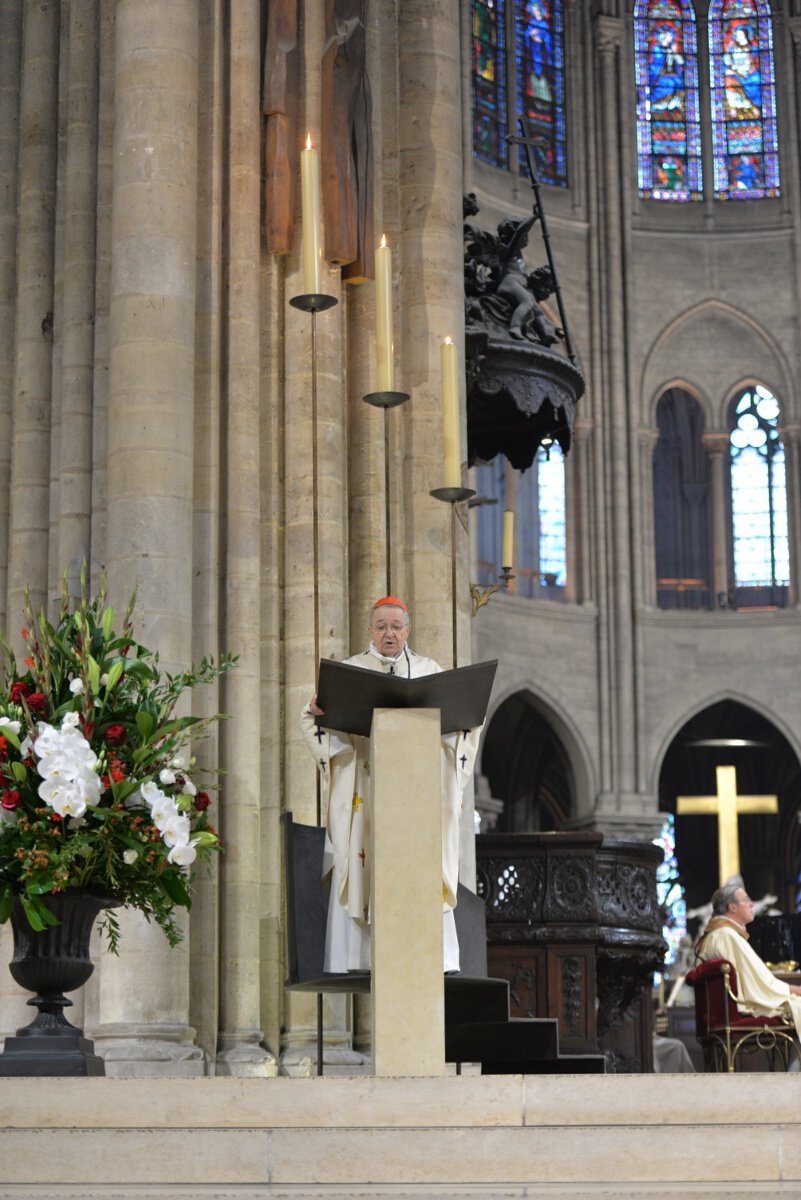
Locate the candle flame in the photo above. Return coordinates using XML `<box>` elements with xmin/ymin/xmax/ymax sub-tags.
<box><xmin>305</xmin><ymin>131</ymin><xmax>312</xmax><ymax>150</ymax></box>
<box><xmin>443</xmin><ymin>336</ymin><xmax>453</xmax><ymax>345</ymax></box>
<box><xmin>380</xmin><ymin>234</ymin><xmax>388</xmax><ymax>248</ymax></box>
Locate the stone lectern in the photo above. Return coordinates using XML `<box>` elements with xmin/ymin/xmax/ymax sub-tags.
<box><xmin>370</xmin><ymin>707</ymin><xmax>444</xmax><ymax>1076</ymax></box>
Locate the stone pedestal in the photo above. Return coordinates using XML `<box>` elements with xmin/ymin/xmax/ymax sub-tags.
<box><xmin>370</xmin><ymin>708</ymin><xmax>445</xmax><ymax>1077</ymax></box>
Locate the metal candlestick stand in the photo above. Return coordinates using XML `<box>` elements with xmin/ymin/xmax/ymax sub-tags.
<box><xmin>363</xmin><ymin>388</ymin><xmax>409</xmax><ymax>594</ymax></box>
<box><xmin>429</xmin><ymin>486</ymin><xmax>475</xmax><ymax>670</ymax></box>
<box><xmin>289</xmin><ymin>288</ymin><xmax>337</xmax><ymax>1077</ymax></box>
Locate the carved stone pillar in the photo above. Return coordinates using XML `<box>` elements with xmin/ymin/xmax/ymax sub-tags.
<box><xmin>58</xmin><ymin>0</ymin><xmax>99</xmax><ymax>585</ymax></box>
<box><xmin>638</xmin><ymin>428</ymin><xmax>659</xmax><ymax>608</ymax></box>
<box><xmin>7</xmin><ymin>0</ymin><xmax>60</xmax><ymax>624</ymax></box>
<box><xmin>215</xmin><ymin>0</ymin><xmax>275</xmax><ymax>1078</ymax></box>
<box><xmin>592</xmin><ymin>16</ymin><xmax>639</xmax><ymax>813</ymax></box>
<box><xmin>96</xmin><ymin>0</ymin><xmax>203</xmax><ymax>1076</ymax></box>
<box><xmin>779</xmin><ymin>423</ymin><xmax>801</xmax><ymax>608</ymax></box>
<box><xmin>702</xmin><ymin>432</ymin><xmax>730</xmax><ymax>607</ymax></box>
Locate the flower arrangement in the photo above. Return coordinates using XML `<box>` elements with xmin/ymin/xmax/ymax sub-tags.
<box><xmin>0</xmin><ymin>573</ymin><xmax>236</xmax><ymax>951</ymax></box>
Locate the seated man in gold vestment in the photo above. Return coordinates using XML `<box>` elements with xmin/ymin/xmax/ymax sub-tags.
<box><xmin>695</xmin><ymin>879</ymin><xmax>801</xmax><ymax>1039</ymax></box>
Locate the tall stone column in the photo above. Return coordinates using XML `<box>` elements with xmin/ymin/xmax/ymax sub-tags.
<box><xmin>58</xmin><ymin>0</ymin><xmax>99</xmax><ymax>586</ymax></box>
<box><xmin>0</xmin><ymin>0</ymin><xmax>24</xmax><ymax>1039</ymax></box>
<box><xmin>779</xmin><ymin>423</ymin><xmax>801</xmax><ymax>608</ymax></box>
<box><xmin>95</xmin><ymin>0</ymin><xmax>203</xmax><ymax>1076</ymax></box>
<box><xmin>7</xmin><ymin>0</ymin><xmax>60</xmax><ymax>624</ymax></box>
<box><xmin>215</xmin><ymin>0</ymin><xmax>275</xmax><ymax>1078</ymax></box>
<box><xmin>638</xmin><ymin>428</ymin><xmax>659</xmax><ymax>608</ymax></box>
<box><xmin>702</xmin><ymin>433</ymin><xmax>730</xmax><ymax>607</ymax></box>
<box><xmin>591</xmin><ymin>16</ymin><xmax>640</xmax><ymax>821</ymax></box>
<box><xmin>0</xmin><ymin>0</ymin><xmax>23</xmax><ymax>639</ymax></box>
<box><xmin>397</xmin><ymin>0</ymin><xmax>467</xmax><ymax>666</ymax></box>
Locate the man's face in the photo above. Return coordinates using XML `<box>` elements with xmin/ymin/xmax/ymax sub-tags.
<box><xmin>369</xmin><ymin>606</ymin><xmax>411</xmax><ymax>657</ymax></box>
<box><xmin>729</xmin><ymin>888</ymin><xmax>755</xmax><ymax>926</ymax></box>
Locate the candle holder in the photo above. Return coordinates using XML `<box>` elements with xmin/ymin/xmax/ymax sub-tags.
<box><xmin>430</xmin><ymin>486</ymin><xmax>476</xmax><ymax>504</ymax></box>
<box><xmin>430</xmin><ymin>485</ymin><xmax>476</xmax><ymax>669</ymax></box>
<box><xmin>363</xmin><ymin>390</ymin><xmax>411</xmax><ymax>595</ymax></box>
<box><xmin>289</xmin><ymin>293</ymin><xmax>338</xmax><ymax>313</ymax></box>
<box><xmin>363</xmin><ymin>390</ymin><xmax>409</xmax><ymax>410</ymax></box>
<box><xmin>470</xmin><ymin>568</ymin><xmax>516</xmax><ymax>616</ymax></box>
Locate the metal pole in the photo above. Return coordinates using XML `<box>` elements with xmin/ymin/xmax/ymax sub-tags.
<box><xmin>514</xmin><ymin>116</ymin><xmax>579</xmax><ymax>368</ymax></box>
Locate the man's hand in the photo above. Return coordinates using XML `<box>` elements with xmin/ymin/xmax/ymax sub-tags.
<box><xmin>308</xmin><ymin>694</ymin><xmax>324</xmax><ymax>717</ymax></box>
<box><xmin>789</xmin><ymin>984</ymin><xmax>801</xmax><ymax>997</ymax></box>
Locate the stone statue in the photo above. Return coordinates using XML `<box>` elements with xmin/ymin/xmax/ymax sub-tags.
<box><xmin>463</xmin><ymin>193</ymin><xmax>563</xmax><ymax>347</ymax></box>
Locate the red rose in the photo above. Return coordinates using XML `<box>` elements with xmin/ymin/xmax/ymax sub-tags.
<box><xmin>0</xmin><ymin>737</ymin><xmax>7</xmax><ymax>762</ymax></box>
<box><xmin>1</xmin><ymin>789</ymin><xmax>20</xmax><ymax>810</ymax></box>
<box><xmin>27</xmin><ymin>692</ymin><xmax>46</xmax><ymax>714</ymax></box>
<box><xmin>195</xmin><ymin>792</ymin><xmax>211</xmax><ymax>811</ymax></box>
<box><xmin>105</xmin><ymin>724</ymin><xmax>126</xmax><ymax>746</ymax></box>
<box><xmin>9</xmin><ymin>681</ymin><xmax>31</xmax><ymax>703</ymax></box>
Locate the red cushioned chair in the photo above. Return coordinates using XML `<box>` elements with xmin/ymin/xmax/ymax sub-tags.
<box><xmin>685</xmin><ymin>957</ymin><xmax>800</xmax><ymax>1072</ymax></box>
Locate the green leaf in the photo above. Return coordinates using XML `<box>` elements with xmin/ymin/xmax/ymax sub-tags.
<box><xmin>86</xmin><ymin>655</ymin><xmax>101</xmax><ymax>693</ymax></box>
<box><xmin>136</xmin><ymin>710</ymin><xmax>156</xmax><ymax>740</ymax></box>
<box><xmin>160</xmin><ymin>870</ymin><xmax>191</xmax><ymax>908</ymax></box>
<box><xmin>101</xmin><ymin>605</ymin><xmax>115</xmax><ymax>642</ymax></box>
<box><xmin>104</xmin><ymin>659</ymin><xmax>125</xmax><ymax>693</ymax></box>
<box><xmin>11</xmin><ymin>761</ymin><xmax>27</xmax><ymax>784</ymax></box>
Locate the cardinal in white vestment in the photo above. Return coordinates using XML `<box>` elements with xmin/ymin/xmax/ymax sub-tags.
<box><xmin>300</xmin><ymin>596</ymin><xmax>480</xmax><ymax>974</ymax></box>
<box><xmin>695</xmin><ymin>879</ymin><xmax>801</xmax><ymax>1039</ymax></box>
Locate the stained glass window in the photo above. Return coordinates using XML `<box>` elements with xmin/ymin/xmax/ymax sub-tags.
<box><xmin>634</xmin><ymin>0</ymin><xmax>702</xmax><ymax>201</ymax></box>
<box><xmin>729</xmin><ymin>384</ymin><xmax>789</xmax><ymax>606</ymax></box>
<box><xmin>513</xmin><ymin>1</ymin><xmax>567</xmax><ymax>186</ymax></box>
<box><xmin>654</xmin><ymin>815</ymin><xmax>687</xmax><ymax>971</ymax></box>
<box><xmin>473</xmin><ymin>446</ymin><xmax>566</xmax><ymax>598</ymax></box>
<box><xmin>709</xmin><ymin>0</ymin><xmax>779</xmax><ymax>200</ymax></box>
<box><xmin>471</xmin><ymin>0</ymin><xmax>508</xmax><ymax>169</ymax></box>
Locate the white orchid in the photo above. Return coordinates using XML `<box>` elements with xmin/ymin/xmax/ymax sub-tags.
<box><xmin>0</xmin><ymin>717</ymin><xmax>21</xmax><ymax>737</ymax></box>
<box><xmin>69</xmin><ymin>678</ymin><xmax>84</xmax><ymax>696</ymax></box>
<box><xmin>160</xmin><ymin>813</ymin><xmax>192</xmax><ymax>848</ymax></box>
<box><xmin>159</xmin><ymin>768</ymin><xmax>176</xmax><ymax>786</ymax></box>
<box><xmin>167</xmin><ymin>839</ymin><xmax>198</xmax><ymax>867</ymax></box>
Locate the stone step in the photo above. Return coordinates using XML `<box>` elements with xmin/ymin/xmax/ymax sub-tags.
<box><xmin>1</xmin><ymin>1075</ymin><xmax>800</xmax><ymax>1198</ymax></box>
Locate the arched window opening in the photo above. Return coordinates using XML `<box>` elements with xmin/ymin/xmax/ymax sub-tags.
<box><xmin>653</xmin><ymin>388</ymin><xmax>712</xmax><ymax>609</ymax></box>
<box><xmin>472</xmin><ymin>0</ymin><xmax>508</xmax><ymax>169</ymax></box>
<box><xmin>708</xmin><ymin>0</ymin><xmax>780</xmax><ymax>200</ymax></box>
<box><xmin>470</xmin><ymin>1</ymin><xmax>567</xmax><ymax>186</ymax></box>
<box><xmin>634</xmin><ymin>0</ymin><xmax>702</xmax><ymax>202</ymax></box>
<box><xmin>474</xmin><ymin>445</ymin><xmax>567</xmax><ymax>599</ymax></box>
<box><xmin>728</xmin><ymin>384</ymin><xmax>788</xmax><ymax>607</ymax></box>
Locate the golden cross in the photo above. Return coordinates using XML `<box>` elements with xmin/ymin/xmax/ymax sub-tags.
<box><xmin>676</xmin><ymin>764</ymin><xmax>778</xmax><ymax>885</ymax></box>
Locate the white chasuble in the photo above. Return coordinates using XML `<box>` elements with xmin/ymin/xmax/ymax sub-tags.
<box><xmin>300</xmin><ymin>647</ymin><xmax>480</xmax><ymax>972</ymax></box>
<box><xmin>697</xmin><ymin>921</ymin><xmax>801</xmax><ymax>1039</ymax></box>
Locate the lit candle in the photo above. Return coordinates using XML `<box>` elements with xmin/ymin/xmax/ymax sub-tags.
<box><xmin>441</xmin><ymin>337</ymin><xmax>460</xmax><ymax>489</ymax></box>
<box><xmin>375</xmin><ymin>235</ymin><xmax>395</xmax><ymax>392</ymax></box>
<box><xmin>502</xmin><ymin>509</ymin><xmax>515</xmax><ymax>570</ymax></box>
<box><xmin>300</xmin><ymin>132</ymin><xmax>322</xmax><ymax>294</ymax></box>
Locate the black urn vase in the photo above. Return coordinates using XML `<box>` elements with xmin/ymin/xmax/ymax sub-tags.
<box><xmin>0</xmin><ymin>890</ymin><xmax>116</xmax><ymax>1076</ymax></box>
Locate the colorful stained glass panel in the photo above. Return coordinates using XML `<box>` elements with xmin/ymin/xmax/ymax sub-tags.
<box><xmin>514</xmin><ymin>1</ymin><xmax>567</xmax><ymax>187</ymax></box>
<box><xmin>709</xmin><ymin>0</ymin><xmax>780</xmax><ymax>199</ymax></box>
<box><xmin>730</xmin><ymin>386</ymin><xmax>788</xmax><ymax>591</ymax></box>
<box><xmin>634</xmin><ymin>0</ymin><xmax>703</xmax><ymax>201</ymax></box>
<box><xmin>472</xmin><ymin>0</ymin><xmax>508</xmax><ymax>169</ymax></box>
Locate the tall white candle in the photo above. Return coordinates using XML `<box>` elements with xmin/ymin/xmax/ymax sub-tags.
<box><xmin>300</xmin><ymin>132</ymin><xmax>322</xmax><ymax>294</ymax></box>
<box><xmin>441</xmin><ymin>338</ymin><xmax>460</xmax><ymax>489</ymax></box>
<box><xmin>375</xmin><ymin>235</ymin><xmax>395</xmax><ymax>392</ymax></box>
<box><xmin>502</xmin><ymin>509</ymin><xmax>515</xmax><ymax>569</ymax></box>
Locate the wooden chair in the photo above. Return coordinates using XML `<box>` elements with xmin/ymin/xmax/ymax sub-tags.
<box><xmin>685</xmin><ymin>957</ymin><xmax>800</xmax><ymax>1072</ymax></box>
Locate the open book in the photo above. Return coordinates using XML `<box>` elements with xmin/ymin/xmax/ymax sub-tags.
<box><xmin>315</xmin><ymin>658</ymin><xmax>498</xmax><ymax>737</ymax></box>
